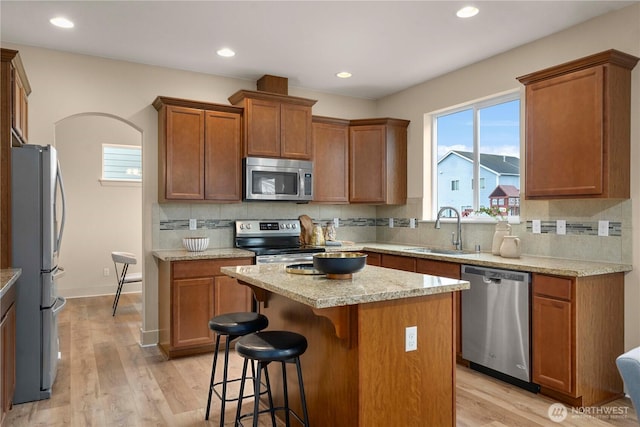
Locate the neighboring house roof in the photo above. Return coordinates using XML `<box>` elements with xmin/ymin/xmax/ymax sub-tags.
<box><xmin>489</xmin><ymin>184</ymin><xmax>520</xmax><ymax>198</ymax></box>
<box><xmin>438</xmin><ymin>150</ymin><xmax>520</xmax><ymax>176</ymax></box>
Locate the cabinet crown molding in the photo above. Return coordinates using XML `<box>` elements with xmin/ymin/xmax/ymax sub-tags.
<box><xmin>517</xmin><ymin>49</ymin><xmax>639</xmax><ymax>85</ymax></box>
<box><xmin>228</xmin><ymin>89</ymin><xmax>317</xmax><ymax>107</ymax></box>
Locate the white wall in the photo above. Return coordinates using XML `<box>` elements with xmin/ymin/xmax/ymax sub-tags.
<box><xmin>375</xmin><ymin>4</ymin><xmax>640</xmax><ymax>349</ymax></box>
<box><xmin>4</xmin><ymin>42</ymin><xmax>376</xmax><ymax>345</ymax></box>
<box><xmin>6</xmin><ymin>3</ymin><xmax>640</xmax><ymax>349</ymax></box>
<box><xmin>55</xmin><ymin>113</ymin><xmax>142</xmax><ymax>297</ymax></box>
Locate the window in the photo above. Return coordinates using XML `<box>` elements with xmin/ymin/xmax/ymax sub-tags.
<box><xmin>102</xmin><ymin>144</ymin><xmax>141</xmax><ymax>182</ymax></box>
<box><xmin>432</xmin><ymin>92</ymin><xmax>520</xmax><ymax>219</ymax></box>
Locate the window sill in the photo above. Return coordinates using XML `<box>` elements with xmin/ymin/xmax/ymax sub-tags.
<box><xmin>99</xmin><ymin>179</ymin><xmax>141</xmax><ymax>187</ymax></box>
<box><xmin>420</xmin><ymin>216</ymin><xmax>521</xmax><ymax>225</ymax></box>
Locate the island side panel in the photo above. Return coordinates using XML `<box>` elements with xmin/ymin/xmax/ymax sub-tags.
<box><xmin>358</xmin><ymin>292</ymin><xmax>455</xmax><ymax>427</ymax></box>
<box><xmin>258</xmin><ymin>292</ymin><xmax>360</xmax><ymax>426</ymax></box>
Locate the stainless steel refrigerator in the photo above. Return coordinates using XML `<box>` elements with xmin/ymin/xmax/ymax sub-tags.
<box><xmin>11</xmin><ymin>144</ymin><xmax>67</xmax><ymax>403</ymax></box>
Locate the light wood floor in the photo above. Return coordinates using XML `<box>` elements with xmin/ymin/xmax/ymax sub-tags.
<box><xmin>5</xmin><ymin>293</ymin><xmax>638</xmax><ymax>427</ymax></box>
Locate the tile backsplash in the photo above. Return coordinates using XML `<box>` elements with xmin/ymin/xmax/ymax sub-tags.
<box><xmin>153</xmin><ymin>197</ymin><xmax>631</xmax><ymax>265</ymax></box>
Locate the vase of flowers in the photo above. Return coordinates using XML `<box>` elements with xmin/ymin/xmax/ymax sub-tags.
<box><xmin>474</xmin><ymin>206</ymin><xmax>510</xmax><ymax>255</ymax></box>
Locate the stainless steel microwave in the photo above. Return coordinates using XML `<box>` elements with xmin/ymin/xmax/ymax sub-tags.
<box><xmin>243</xmin><ymin>157</ymin><xmax>313</xmax><ymax>201</ymax></box>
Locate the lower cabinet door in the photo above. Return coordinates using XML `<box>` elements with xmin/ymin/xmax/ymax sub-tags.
<box><xmin>532</xmin><ymin>295</ymin><xmax>573</xmax><ymax>394</ymax></box>
<box><xmin>214</xmin><ymin>276</ymin><xmax>252</xmax><ymax>316</ymax></box>
<box><xmin>172</xmin><ymin>277</ymin><xmax>215</xmax><ymax>348</ymax></box>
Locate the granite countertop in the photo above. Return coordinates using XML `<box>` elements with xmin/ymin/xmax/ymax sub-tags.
<box><xmin>152</xmin><ymin>243</ymin><xmax>631</xmax><ymax>277</ymax></box>
<box><xmin>152</xmin><ymin>248</ymin><xmax>254</xmax><ymax>261</ymax></box>
<box><xmin>220</xmin><ymin>263</ymin><xmax>469</xmax><ymax>309</ymax></box>
<box><xmin>1</xmin><ymin>268</ymin><xmax>21</xmax><ymax>298</ymax></box>
<box><xmin>325</xmin><ymin>242</ymin><xmax>632</xmax><ymax>277</ymax></box>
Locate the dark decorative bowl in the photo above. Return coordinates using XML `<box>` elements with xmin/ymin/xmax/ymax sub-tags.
<box><xmin>313</xmin><ymin>252</ymin><xmax>367</xmax><ymax>279</ymax></box>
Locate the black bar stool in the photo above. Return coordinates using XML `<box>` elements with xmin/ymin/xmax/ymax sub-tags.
<box><xmin>205</xmin><ymin>312</ymin><xmax>269</xmax><ymax>426</ymax></box>
<box><xmin>234</xmin><ymin>331</ymin><xmax>310</xmax><ymax>427</ymax></box>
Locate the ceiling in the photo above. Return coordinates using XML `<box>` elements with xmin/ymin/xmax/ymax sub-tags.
<box><xmin>1</xmin><ymin>1</ymin><xmax>636</xmax><ymax>99</ymax></box>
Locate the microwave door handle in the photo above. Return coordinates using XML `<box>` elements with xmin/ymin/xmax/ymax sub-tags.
<box><xmin>299</xmin><ymin>170</ymin><xmax>305</xmax><ymax>199</ymax></box>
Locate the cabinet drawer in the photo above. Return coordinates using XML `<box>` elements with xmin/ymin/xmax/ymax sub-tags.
<box><xmin>381</xmin><ymin>254</ymin><xmax>416</xmax><ymax>272</ymax></box>
<box><xmin>533</xmin><ymin>274</ymin><xmax>573</xmax><ymax>301</ymax></box>
<box><xmin>173</xmin><ymin>258</ymin><xmax>252</xmax><ymax>279</ymax></box>
<box><xmin>416</xmin><ymin>259</ymin><xmax>461</xmax><ymax>279</ymax></box>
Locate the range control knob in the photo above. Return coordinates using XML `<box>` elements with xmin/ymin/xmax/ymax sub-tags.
<box><xmin>292</xmin><ymin>223</ymin><xmax>297</xmax><ymax>229</ymax></box>
<box><xmin>246</xmin><ymin>223</ymin><xmax>252</xmax><ymax>229</ymax></box>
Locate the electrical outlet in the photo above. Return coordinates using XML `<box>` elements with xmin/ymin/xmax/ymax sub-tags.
<box><xmin>409</xmin><ymin>218</ymin><xmax>416</xmax><ymax>229</ymax></box>
<box><xmin>532</xmin><ymin>220</ymin><xmax>541</xmax><ymax>234</ymax></box>
<box><xmin>598</xmin><ymin>220</ymin><xmax>609</xmax><ymax>237</ymax></box>
<box><xmin>556</xmin><ymin>220</ymin><xmax>566</xmax><ymax>235</ymax></box>
<box><xmin>333</xmin><ymin>217</ymin><xmax>340</xmax><ymax>228</ymax></box>
<box><xmin>103</xmin><ymin>267</ymin><xmax>109</xmax><ymax>277</ymax></box>
<box><xmin>405</xmin><ymin>326</ymin><xmax>417</xmax><ymax>352</ymax></box>
<box><xmin>389</xmin><ymin>218</ymin><xmax>394</xmax><ymax>228</ymax></box>
<box><xmin>189</xmin><ymin>218</ymin><xmax>197</xmax><ymax>230</ymax></box>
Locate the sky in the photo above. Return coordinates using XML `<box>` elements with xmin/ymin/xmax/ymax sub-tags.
<box><xmin>436</xmin><ymin>99</ymin><xmax>520</xmax><ymax>160</ymax></box>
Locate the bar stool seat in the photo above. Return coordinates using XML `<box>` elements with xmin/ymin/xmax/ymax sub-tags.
<box><xmin>205</xmin><ymin>312</ymin><xmax>269</xmax><ymax>426</ymax></box>
<box><xmin>235</xmin><ymin>331</ymin><xmax>310</xmax><ymax>427</ymax></box>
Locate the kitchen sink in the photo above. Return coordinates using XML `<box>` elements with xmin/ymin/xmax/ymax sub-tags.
<box><xmin>403</xmin><ymin>247</ymin><xmax>474</xmax><ymax>255</ymax></box>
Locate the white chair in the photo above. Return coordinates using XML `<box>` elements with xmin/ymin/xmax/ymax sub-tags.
<box><xmin>616</xmin><ymin>347</ymin><xmax>640</xmax><ymax>421</ymax></box>
<box><xmin>111</xmin><ymin>251</ymin><xmax>142</xmax><ymax>316</ymax></box>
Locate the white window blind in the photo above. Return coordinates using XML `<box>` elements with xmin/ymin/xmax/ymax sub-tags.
<box><xmin>102</xmin><ymin>144</ymin><xmax>141</xmax><ymax>181</ymax></box>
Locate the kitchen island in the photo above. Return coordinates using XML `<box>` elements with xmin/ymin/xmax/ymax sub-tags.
<box><xmin>221</xmin><ymin>263</ymin><xmax>469</xmax><ymax>427</ymax></box>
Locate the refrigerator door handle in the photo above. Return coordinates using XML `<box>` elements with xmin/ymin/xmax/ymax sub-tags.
<box><xmin>55</xmin><ymin>159</ymin><xmax>66</xmax><ymax>253</ymax></box>
<box><xmin>53</xmin><ymin>266</ymin><xmax>65</xmax><ymax>280</ymax></box>
<box><xmin>52</xmin><ymin>296</ymin><xmax>67</xmax><ymax>315</ymax></box>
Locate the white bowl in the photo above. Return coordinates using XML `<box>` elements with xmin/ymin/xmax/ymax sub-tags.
<box><xmin>183</xmin><ymin>237</ymin><xmax>209</xmax><ymax>252</ymax></box>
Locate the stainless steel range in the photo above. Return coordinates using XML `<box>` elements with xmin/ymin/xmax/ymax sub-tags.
<box><xmin>235</xmin><ymin>219</ymin><xmax>325</xmax><ymax>264</ymax></box>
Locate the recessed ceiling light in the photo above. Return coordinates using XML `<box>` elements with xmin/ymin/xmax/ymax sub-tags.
<box><xmin>49</xmin><ymin>16</ymin><xmax>74</xmax><ymax>29</ymax></box>
<box><xmin>456</xmin><ymin>6</ymin><xmax>479</xmax><ymax>18</ymax></box>
<box><xmin>216</xmin><ymin>48</ymin><xmax>235</xmax><ymax>58</ymax></box>
<box><xmin>336</xmin><ymin>72</ymin><xmax>352</xmax><ymax>79</ymax></box>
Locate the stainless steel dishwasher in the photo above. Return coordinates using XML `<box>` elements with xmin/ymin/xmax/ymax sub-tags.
<box><xmin>461</xmin><ymin>265</ymin><xmax>538</xmax><ymax>391</ymax></box>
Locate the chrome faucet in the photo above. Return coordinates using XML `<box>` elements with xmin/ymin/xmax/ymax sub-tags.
<box><xmin>434</xmin><ymin>206</ymin><xmax>462</xmax><ymax>251</ymax></box>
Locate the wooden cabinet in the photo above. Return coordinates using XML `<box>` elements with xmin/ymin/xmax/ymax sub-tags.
<box><xmin>532</xmin><ymin>274</ymin><xmax>573</xmax><ymax>394</ymax></box>
<box><xmin>0</xmin><ymin>283</ymin><xmax>16</xmax><ymax>425</ymax></box>
<box><xmin>312</xmin><ymin>116</ymin><xmax>349</xmax><ymax>203</ymax></box>
<box><xmin>349</xmin><ymin>118</ymin><xmax>409</xmax><ymax>204</ymax></box>
<box><xmin>517</xmin><ymin>50</ymin><xmax>638</xmax><ymax>199</ymax></box>
<box><xmin>363</xmin><ymin>251</ymin><xmax>381</xmax><ymax>266</ymax></box>
<box><xmin>415</xmin><ymin>259</ymin><xmax>463</xmax><ymax>364</ymax></box>
<box><xmin>1</xmin><ymin>49</ymin><xmax>31</xmax><ymax>269</ymax></box>
<box><xmin>532</xmin><ymin>272</ymin><xmax>624</xmax><ymax>406</ymax></box>
<box><xmin>228</xmin><ymin>90</ymin><xmax>316</xmax><ymax>159</ymax></box>
<box><xmin>381</xmin><ymin>254</ymin><xmax>416</xmax><ymax>272</ymax></box>
<box><xmin>153</xmin><ymin>96</ymin><xmax>243</xmax><ymax>202</ymax></box>
<box><xmin>11</xmin><ymin>67</ymin><xmax>28</xmax><ymax>144</ymax></box>
<box><xmin>157</xmin><ymin>257</ymin><xmax>253</xmax><ymax>358</ymax></box>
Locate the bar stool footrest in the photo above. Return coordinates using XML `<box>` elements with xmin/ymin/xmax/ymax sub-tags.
<box><xmin>236</xmin><ymin>406</ymin><xmax>306</xmax><ymax>427</ymax></box>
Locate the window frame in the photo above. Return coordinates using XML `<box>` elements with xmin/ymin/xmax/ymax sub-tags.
<box><xmin>429</xmin><ymin>90</ymin><xmax>521</xmax><ymax>223</ymax></box>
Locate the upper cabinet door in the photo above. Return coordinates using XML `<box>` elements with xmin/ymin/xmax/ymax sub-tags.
<box><xmin>525</xmin><ymin>67</ymin><xmax>604</xmax><ymax>197</ymax></box>
<box><xmin>164</xmin><ymin>106</ymin><xmax>205</xmax><ymax>200</ymax></box>
<box><xmin>349</xmin><ymin>125</ymin><xmax>387</xmax><ymax>203</ymax></box>
<box><xmin>281</xmin><ymin>103</ymin><xmax>312</xmax><ymax>159</ymax></box>
<box><xmin>518</xmin><ymin>49</ymin><xmax>638</xmax><ymax>200</ymax></box>
<box><xmin>349</xmin><ymin>118</ymin><xmax>409</xmax><ymax>205</ymax></box>
<box><xmin>312</xmin><ymin>117</ymin><xmax>349</xmax><ymax>203</ymax></box>
<box><xmin>228</xmin><ymin>90</ymin><xmax>317</xmax><ymax>160</ymax></box>
<box><xmin>204</xmin><ymin>110</ymin><xmax>242</xmax><ymax>201</ymax></box>
<box><xmin>244</xmin><ymin>98</ymin><xmax>281</xmax><ymax>158</ymax></box>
